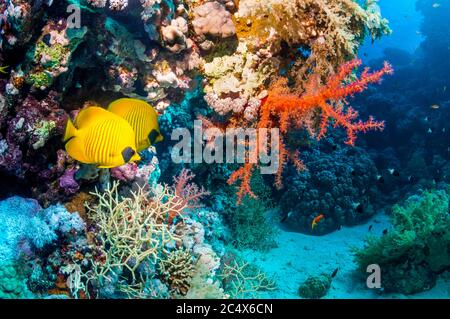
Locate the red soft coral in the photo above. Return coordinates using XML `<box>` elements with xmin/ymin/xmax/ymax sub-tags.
<box><xmin>228</xmin><ymin>59</ymin><xmax>393</xmax><ymax>203</ymax></box>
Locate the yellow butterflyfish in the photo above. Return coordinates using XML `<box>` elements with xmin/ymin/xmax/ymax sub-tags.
<box><xmin>107</xmin><ymin>98</ymin><xmax>163</xmax><ymax>152</ymax></box>
<box><xmin>63</xmin><ymin>107</ymin><xmax>141</xmax><ymax>168</ymax></box>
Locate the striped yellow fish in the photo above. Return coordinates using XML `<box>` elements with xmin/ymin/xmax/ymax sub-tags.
<box><xmin>107</xmin><ymin>98</ymin><xmax>163</xmax><ymax>152</ymax></box>
<box><xmin>63</xmin><ymin>107</ymin><xmax>141</xmax><ymax>168</ymax></box>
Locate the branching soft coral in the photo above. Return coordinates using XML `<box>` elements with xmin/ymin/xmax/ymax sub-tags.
<box><xmin>228</xmin><ymin>59</ymin><xmax>393</xmax><ymax>202</ymax></box>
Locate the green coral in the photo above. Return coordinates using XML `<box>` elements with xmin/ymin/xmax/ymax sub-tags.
<box><xmin>27</xmin><ymin>71</ymin><xmax>53</xmax><ymax>89</ymax></box>
<box><xmin>298</xmin><ymin>274</ymin><xmax>332</xmax><ymax>299</ymax></box>
<box><xmin>32</xmin><ymin>120</ymin><xmax>56</xmax><ymax>150</ymax></box>
<box><xmin>34</xmin><ymin>42</ymin><xmax>69</xmax><ymax>69</ymax></box>
<box><xmin>0</xmin><ymin>263</ymin><xmax>33</xmax><ymax>299</ymax></box>
<box><xmin>354</xmin><ymin>188</ymin><xmax>450</xmax><ymax>294</ymax></box>
<box><xmin>25</xmin><ymin>24</ymin><xmax>86</xmax><ymax>90</ymax></box>
<box><xmin>26</xmin><ymin>40</ymin><xmax>67</xmax><ymax>89</ymax></box>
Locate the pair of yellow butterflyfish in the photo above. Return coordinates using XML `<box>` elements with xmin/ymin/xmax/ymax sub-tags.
<box><xmin>63</xmin><ymin>98</ymin><xmax>163</xmax><ymax>168</ymax></box>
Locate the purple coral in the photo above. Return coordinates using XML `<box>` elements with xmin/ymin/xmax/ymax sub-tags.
<box><xmin>58</xmin><ymin>168</ymin><xmax>80</xmax><ymax>195</ymax></box>
<box><xmin>110</xmin><ymin>163</ymin><xmax>139</xmax><ymax>182</ymax></box>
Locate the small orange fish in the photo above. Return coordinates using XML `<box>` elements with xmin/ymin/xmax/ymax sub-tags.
<box><xmin>311</xmin><ymin>214</ymin><xmax>325</xmax><ymax>230</ymax></box>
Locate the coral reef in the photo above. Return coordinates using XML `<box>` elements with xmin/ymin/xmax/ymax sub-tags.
<box><xmin>3</xmin><ymin>0</ymin><xmax>433</xmax><ymax>301</ymax></box>
<box><xmin>226</xmin><ymin>172</ymin><xmax>277</xmax><ymax>250</ymax></box>
<box><xmin>354</xmin><ymin>188</ymin><xmax>450</xmax><ymax>294</ymax></box>
<box><xmin>0</xmin><ymin>0</ymin><xmax>392</xmax><ymax>210</ymax></box>
<box><xmin>0</xmin><ymin>194</ymin><xmax>86</xmax><ymax>298</ymax></box>
<box><xmin>56</xmin><ymin>171</ymin><xmax>222</xmax><ymax>299</ymax></box>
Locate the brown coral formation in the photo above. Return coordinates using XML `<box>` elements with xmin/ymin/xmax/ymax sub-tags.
<box><xmin>64</xmin><ymin>192</ymin><xmax>95</xmax><ymax>221</ymax></box>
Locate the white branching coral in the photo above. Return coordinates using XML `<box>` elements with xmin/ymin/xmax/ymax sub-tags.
<box><xmin>220</xmin><ymin>260</ymin><xmax>277</xmax><ymax>298</ymax></box>
<box><xmin>88</xmin><ymin>0</ymin><xmax>128</xmax><ymax>10</ymax></box>
<box><xmin>65</xmin><ymin>181</ymin><xmax>185</xmax><ymax>298</ymax></box>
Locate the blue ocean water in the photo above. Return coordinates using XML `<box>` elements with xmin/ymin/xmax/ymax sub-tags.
<box><xmin>361</xmin><ymin>0</ymin><xmax>423</xmax><ymax>61</ymax></box>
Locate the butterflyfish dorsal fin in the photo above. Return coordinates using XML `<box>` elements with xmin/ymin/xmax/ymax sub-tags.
<box><xmin>75</xmin><ymin>106</ymin><xmax>117</xmax><ymax>129</ymax></box>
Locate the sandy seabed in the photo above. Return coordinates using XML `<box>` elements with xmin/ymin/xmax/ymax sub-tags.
<box><xmin>241</xmin><ymin>212</ymin><xmax>450</xmax><ymax>299</ymax></box>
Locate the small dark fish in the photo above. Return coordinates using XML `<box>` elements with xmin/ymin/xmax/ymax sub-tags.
<box><xmin>331</xmin><ymin>268</ymin><xmax>339</xmax><ymax>278</ymax></box>
<box><xmin>388</xmin><ymin>169</ymin><xmax>400</xmax><ymax>177</ymax></box>
<box><xmin>428</xmin><ymin>128</ymin><xmax>433</xmax><ymax>134</ymax></box>
<box><xmin>351</xmin><ymin>169</ymin><xmax>357</xmax><ymax>176</ymax></box>
<box><xmin>377</xmin><ymin>175</ymin><xmax>385</xmax><ymax>183</ymax></box>
<box><xmin>382</xmin><ymin>229</ymin><xmax>388</xmax><ymax>235</ymax></box>
<box><xmin>368</xmin><ymin>225</ymin><xmax>373</xmax><ymax>232</ymax></box>
<box><xmin>337</xmin><ymin>225</ymin><xmax>343</xmax><ymax>230</ymax></box>
<box><xmin>408</xmin><ymin>175</ymin><xmax>416</xmax><ymax>183</ymax></box>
